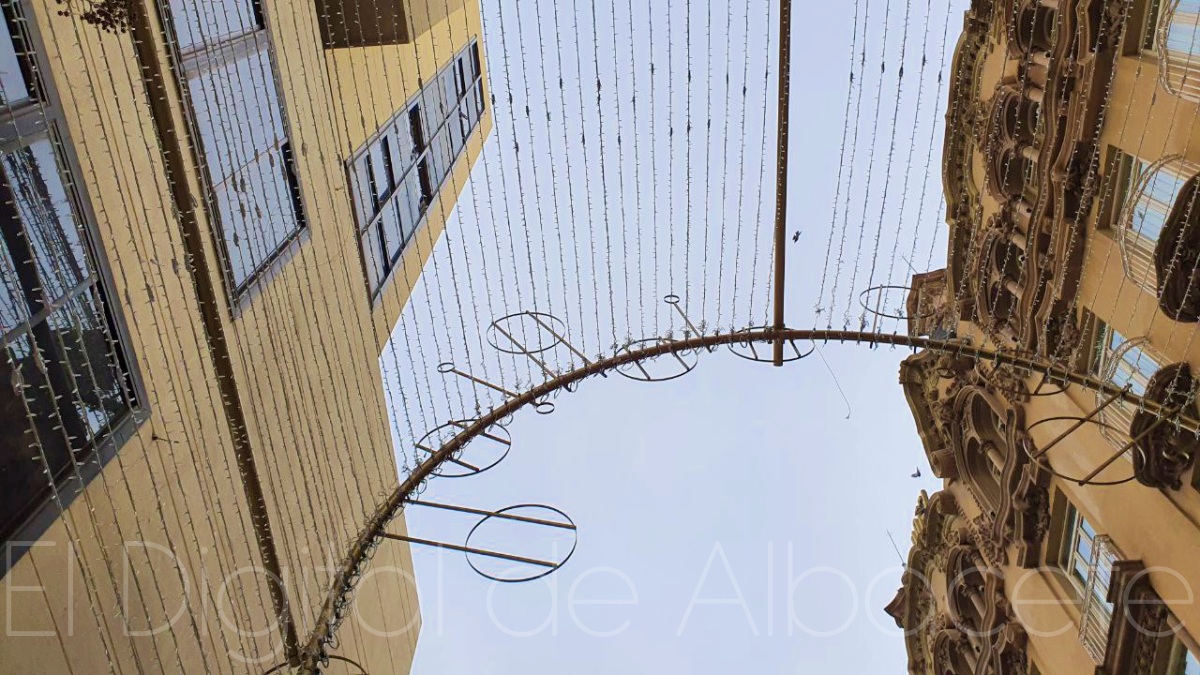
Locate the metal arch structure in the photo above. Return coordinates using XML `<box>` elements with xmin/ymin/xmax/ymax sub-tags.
<box><xmin>295</xmin><ymin>326</ymin><xmax>1200</xmax><ymax>671</ymax></box>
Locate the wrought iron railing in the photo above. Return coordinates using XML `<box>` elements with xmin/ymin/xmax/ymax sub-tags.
<box><xmin>1157</xmin><ymin>0</ymin><xmax>1200</xmax><ymax>102</ymax></box>
<box><xmin>1079</xmin><ymin>535</ymin><xmax>1120</xmax><ymax>664</ymax></box>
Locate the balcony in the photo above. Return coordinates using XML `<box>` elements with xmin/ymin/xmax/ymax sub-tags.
<box><xmin>1156</xmin><ymin>0</ymin><xmax>1200</xmax><ymax>103</ymax></box>
<box><xmin>1079</xmin><ymin>534</ymin><xmax>1119</xmax><ymax>664</ymax></box>
<box><xmin>1079</xmin><ymin>536</ymin><xmax>1181</xmax><ymax>674</ymax></box>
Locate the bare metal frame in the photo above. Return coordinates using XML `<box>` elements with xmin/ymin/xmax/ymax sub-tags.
<box><xmin>295</xmin><ymin>327</ymin><xmax>1200</xmax><ymax>670</ymax></box>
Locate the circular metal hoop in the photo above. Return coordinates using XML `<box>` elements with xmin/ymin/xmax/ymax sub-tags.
<box><xmin>727</xmin><ymin>326</ymin><xmax>814</xmax><ymax>363</ymax></box>
<box><xmin>436</xmin><ymin>361</ymin><xmax>456</xmax><ymax>374</ymax></box>
<box><xmin>487</xmin><ymin>311</ymin><xmax>568</xmax><ymax>355</ymax></box>
<box><xmin>615</xmin><ymin>338</ymin><xmax>699</xmax><ymax>381</ymax></box>
<box><xmin>463</xmin><ymin>504</ymin><xmax>578</xmax><ymax>583</ymax></box>
<box><xmin>534</xmin><ymin>399</ymin><xmax>557</xmax><ymax>415</ymax></box>
<box><xmin>1025</xmin><ymin>416</ymin><xmax>1140</xmax><ymax>486</ymax></box>
<box><xmin>417</xmin><ymin>421</ymin><xmax>512</xmax><ymax>479</ymax></box>
<box><xmin>858</xmin><ymin>285</ymin><xmax>935</xmax><ymax>321</ymax></box>
<box><xmin>663</xmin><ymin>294</ymin><xmax>683</xmax><ymax>305</ymax></box>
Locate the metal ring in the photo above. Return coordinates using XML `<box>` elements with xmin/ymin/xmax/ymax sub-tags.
<box><xmin>858</xmin><ymin>285</ymin><xmax>936</xmax><ymax>321</ymax></box>
<box><xmin>726</xmin><ymin>326</ymin><xmax>815</xmax><ymax>363</ymax></box>
<box><xmin>416</xmin><ymin>421</ymin><xmax>512</xmax><ymax>479</ymax></box>
<box><xmin>464</xmin><ymin>504</ymin><xmax>578</xmax><ymax>583</ymax></box>
<box><xmin>1024</xmin><ymin>416</ymin><xmax>1140</xmax><ymax>486</ymax></box>
<box><xmin>436</xmin><ymin>362</ymin><xmax>456</xmax><ymax>374</ymax></box>
<box><xmin>534</xmin><ymin>400</ymin><xmax>556</xmax><ymax>415</ymax></box>
<box><xmin>487</xmin><ymin>311</ymin><xmax>568</xmax><ymax>355</ymax></box>
<box><xmin>615</xmin><ymin>337</ymin><xmax>699</xmax><ymax>381</ymax></box>
<box><xmin>663</xmin><ymin>294</ymin><xmax>682</xmax><ymax>305</ymax></box>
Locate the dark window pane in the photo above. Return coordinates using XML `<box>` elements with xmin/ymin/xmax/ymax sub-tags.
<box><xmin>409</xmin><ymin>105</ymin><xmax>426</xmax><ymax>151</ymax></box>
<box><xmin>0</xmin><ymin>333</ymin><xmax>70</xmax><ymax>542</ymax></box>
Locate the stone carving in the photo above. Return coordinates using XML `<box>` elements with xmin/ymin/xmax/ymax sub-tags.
<box><xmin>1130</xmin><ymin>363</ymin><xmax>1199</xmax><ymax>490</ymax></box>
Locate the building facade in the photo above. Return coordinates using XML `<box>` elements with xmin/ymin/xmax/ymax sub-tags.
<box><xmin>0</xmin><ymin>0</ymin><xmax>490</xmax><ymax>672</ymax></box>
<box><xmin>891</xmin><ymin>0</ymin><xmax>1200</xmax><ymax>672</ymax></box>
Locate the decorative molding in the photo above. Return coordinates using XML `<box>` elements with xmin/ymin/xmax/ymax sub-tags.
<box><xmin>1130</xmin><ymin>363</ymin><xmax>1199</xmax><ymax>490</ymax></box>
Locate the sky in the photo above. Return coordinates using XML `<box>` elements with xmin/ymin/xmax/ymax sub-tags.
<box><xmin>370</xmin><ymin>0</ymin><xmax>973</xmax><ymax>672</ymax></box>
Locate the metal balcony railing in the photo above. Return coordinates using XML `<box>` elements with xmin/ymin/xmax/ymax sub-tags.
<box><xmin>1079</xmin><ymin>535</ymin><xmax>1120</xmax><ymax>664</ymax></box>
<box><xmin>1157</xmin><ymin>0</ymin><xmax>1200</xmax><ymax>103</ymax></box>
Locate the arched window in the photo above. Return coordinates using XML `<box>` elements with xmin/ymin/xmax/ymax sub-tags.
<box><xmin>1113</xmin><ymin>153</ymin><xmax>1197</xmax><ymax>295</ymax></box>
<box><xmin>1009</xmin><ymin>2</ymin><xmax>1059</xmax><ymax>56</ymax></box>
<box><xmin>1155</xmin><ymin>0</ymin><xmax>1200</xmax><ymax>101</ymax></box>
<box><xmin>1088</xmin><ymin>317</ymin><xmax>1169</xmax><ymax>448</ymax></box>
<box><xmin>990</xmin><ymin>146</ymin><xmax>1034</xmax><ymax>199</ymax></box>
<box><xmin>954</xmin><ymin>390</ymin><xmax>1011</xmax><ymax>515</ymax></box>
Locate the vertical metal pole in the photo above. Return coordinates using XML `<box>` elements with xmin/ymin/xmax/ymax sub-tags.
<box><xmin>771</xmin><ymin>0</ymin><xmax>793</xmax><ymax>366</ymax></box>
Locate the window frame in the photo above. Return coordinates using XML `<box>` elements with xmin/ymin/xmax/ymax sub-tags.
<box><xmin>0</xmin><ymin>0</ymin><xmax>147</xmax><ymax>573</ymax></box>
<box><xmin>344</xmin><ymin>38</ymin><xmax>486</xmax><ymax>303</ymax></box>
<box><xmin>159</xmin><ymin>0</ymin><xmax>309</xmax><ymax>306</ymax></box>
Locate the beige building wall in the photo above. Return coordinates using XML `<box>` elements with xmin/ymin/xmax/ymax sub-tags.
<box><xmin>894</xmin><ymin>0</ymin><xmax>1200</xmax><ymax>673</ymax></box>
<box><xmin>0</xmin><ymin>0</ymin><xmax>491</xmax><ymax>672</ymax></box>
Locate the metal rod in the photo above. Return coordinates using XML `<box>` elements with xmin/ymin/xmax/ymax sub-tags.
<box><xmin>1079</xmin><ymin>407</ymin><xmax>1179</xmax><ymax>485</ymax></box>
<box><xmin>415</xmin><ymin>442</ymin><xmax>481</xmax><ymax>472</ymax></box>
<box><xmin>382</xmin><ymin>533</ymin><xmax>557</xmax><ymax>568</ymax></box>
<box><xmin>408</xmin><ymin>500</ymin><xmax>576</xmax><ymax>530</ymax></box>
<box><xmin>448</xmin><ymin>419</ymin><xmax>511</xmax><ymax>445</ymax></box>
<box><xmin>669</xmin><ymin>298</ymin><xmax>704</xmax><ymax>338</ymax></box>
<box><xmin>527</xmin><ymin>313</ymin><xmax>594</xmax><ymax>366</ymax></box>
<box><xmin>494</xmin><ymin>323</ymin><xmax>557</xmax><ymax>378</ymax></box>
<box><xmin>442</xmin><ymin>365</ymin><xmax>518</xmax><ymax>398</ymax></box>
<box><xmin>1032</xmin><ymin>386</ymin><xmax>1129</xmax><ymax>460</ymax></box>
<box><xmin>771</xmin><ymin>0</ymin><xmax>794</xmax><ymax>367</ymax></box>
<box><xmin>300</xmin><ymin>328</ymin><xmax>1200</xmax><ymax>670</ymax></box>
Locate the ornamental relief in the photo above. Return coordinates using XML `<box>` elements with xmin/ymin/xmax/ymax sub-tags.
<box><xmin>935</xmin><ymin>541</ymin><xmax>1030</xmax><ymax>675</ymax></box>
<box><xmin>949</xmin><ymin>386</ymin><xmax>1050</xmax><ymax>568</ymax></box>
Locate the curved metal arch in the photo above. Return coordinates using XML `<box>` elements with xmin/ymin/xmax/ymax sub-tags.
<box><xmin>296</xmin><ymin>327</ymin><xmax>1200</xmax><ymax>670</ymax></box>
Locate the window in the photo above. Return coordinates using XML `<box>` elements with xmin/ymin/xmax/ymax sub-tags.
<box><xmin>169</xmin><ymin>0</ymin><xmax>306</xmax><ymax>297</ymax></box>
<box><xmin>1134</xmin><ymin>0</ymin><xmax>1164</xmax><ymax>53</ymax></box>
<box><xmin>1059</xmin><ymin>503</ymin><xmax>1117</xmax><ymax>663</ymax></box>
<box><xmin>1059</xmin><ymin>504</ymin><xmax>1107</xmax><ymax>597</ymax></box>
<box><xmin>1089</xmin><ymin>316</ymin><xmax>1164</xmax><ymax>442</ymax></box>
<box><xmin>1163</xmin><ymin>0</ymin><xmax>1200</xmax><ymax>62</ymax></box>
<box><xmin>347</xmin><ymin>40</ymin><xmax>485</xmax><ymax>299</ymax></box>
<box><xmin>1157</xmin><ymin>0</ymin><xmax>1200</xmax><ymax>101</ymax></box>
<box><xmin>0</xmin><ymin>0</ymin><xmax>138</xmax><ymax>550</ymax></box>
<box><xmin>1107</xmin><ymin>150</ymin><xmax>1195</xmax><ymax>294</ymax></box>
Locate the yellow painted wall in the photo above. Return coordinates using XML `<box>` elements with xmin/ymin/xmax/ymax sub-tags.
<box><xmin>0</xmin><ymin>0</ymin><xmax>491</xmax><ymax>671</ymax></box>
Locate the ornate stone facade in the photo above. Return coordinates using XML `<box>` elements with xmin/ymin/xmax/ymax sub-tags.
<box><xmin>896</xmin><ymin>0</ymin><xmax>1200</xmax><ymax>672</ymax></box>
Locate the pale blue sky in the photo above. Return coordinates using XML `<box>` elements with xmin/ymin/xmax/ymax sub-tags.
<box><xmin>373</xmin><ymin>0</ymin><xmax>972</xmax><ymax>671</ymax></box>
